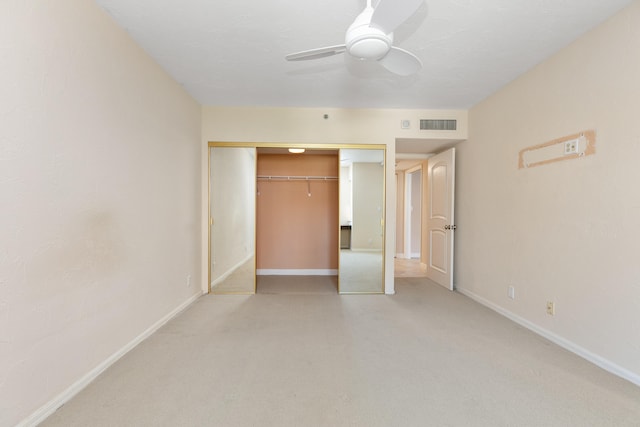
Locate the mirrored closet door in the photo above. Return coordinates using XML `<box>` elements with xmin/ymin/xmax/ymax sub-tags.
<box><xmin>338</xmin><ymin>148</ymin><xmax>385</xmax><ymax>294</ymax></box>
<box><xmin>209</xmin><ymin>145</ymin><xmax>256</xmax><ymax>294</ymax></box>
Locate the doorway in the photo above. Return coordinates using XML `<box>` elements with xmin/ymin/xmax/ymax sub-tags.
<box><xmin>394</xmin><ymin>159</ymin><xmax>428</xmax><ymax>278</ymax></box>
<box><xmin>393</xmin><ymin>147</ymin><xmax>456</xmax><ymax>288</ymax></box>
<box><xmin>255</xmin><ymin>149</ymin><xmax>339</xmax><ymax>294</ymax></box>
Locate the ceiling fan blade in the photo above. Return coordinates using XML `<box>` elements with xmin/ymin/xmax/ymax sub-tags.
<box><xmin>370</xmin><ymin>0</ymin><xmax>424</xmax><ymax>34</ymax></box>
<box><xmin>379</xmin><ymin>46</ymin><xmax>422</xmax><ymax>76</ymax></box>
<box><xmin>285</xmin><ymin>44</ymin><xmax>347</xmax><ymax>61</ymax></box>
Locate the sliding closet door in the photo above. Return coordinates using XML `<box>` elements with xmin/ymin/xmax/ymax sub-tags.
<box><xmin>209</xmin><ymin>145</ymin><xmax>256</xmax><ymax>294</ymax></box>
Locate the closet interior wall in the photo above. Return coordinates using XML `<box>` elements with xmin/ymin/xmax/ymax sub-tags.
<box><xmin>256</xmin><ymin>153</ymin><xmax>339</xmax><ymax>275</ymax></box>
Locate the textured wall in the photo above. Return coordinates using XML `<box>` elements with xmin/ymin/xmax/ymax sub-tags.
<box><xmin>456</xmin><ymin>2</ymin><xmax>640</xmax><ymax>383</ymax></box>
<box><xmin>0</xmin><ymin>1</ymin><xmax>201</xmax><ymax>425</ymax></box>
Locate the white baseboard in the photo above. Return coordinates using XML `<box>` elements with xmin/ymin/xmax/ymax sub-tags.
<box><xmin>395</xmin><ymin>253</ymin><xmax>405</xmax><ymax>259</ymax></box>
<box><xmin>257</xmin><ymin>269</ymin><xmax>338</xmax><ymax>276</ymax></box>
<box><xmin>211</xmin><ymin>253</ymin><xmax>253</xmax><ymax>288</ymax></box>
<box><xmin>410</xmin><ymin>253</ymin><xmax>420</xmax><ymax>259</ymax></box>
<box><xmin>18</xmin><ymin>291</ymin><xmax>204</xmax><ymax>427</ymax></box>
<box><xmin>456</xmin><ymin>286</ymin><xmax>640</xmax><ymax>388</ymax></box>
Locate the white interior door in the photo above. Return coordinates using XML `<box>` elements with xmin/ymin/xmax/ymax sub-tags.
<box><xmin>426</xmin><ymin>148</ymin><xmax>455</xmax><ymax>290</ymax></box>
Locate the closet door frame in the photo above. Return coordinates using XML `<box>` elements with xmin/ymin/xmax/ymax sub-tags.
<box><xmin>208</xmin><ymin>141</ymin><xmax>386</xmax><ymax>294</ymax></box>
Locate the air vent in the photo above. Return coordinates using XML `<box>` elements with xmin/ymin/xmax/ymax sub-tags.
<box><xmin>420</xmin><ymin>119</ymin><xmax>457</xmax><ymax>131</ymax></box>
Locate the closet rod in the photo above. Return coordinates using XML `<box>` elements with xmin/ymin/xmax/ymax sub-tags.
<box><xmin>257</xmin><ymin>175</ymin><xmax>338</xmax><ymax>181</ymax></box>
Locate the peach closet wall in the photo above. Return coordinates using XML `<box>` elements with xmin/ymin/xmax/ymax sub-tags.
<box><xmin>256</xmin><ymin>154</ymin><xmax>339</xmax><ymax>272</ymax></box>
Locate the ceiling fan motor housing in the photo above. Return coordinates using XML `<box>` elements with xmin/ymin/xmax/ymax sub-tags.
<box><xmin>345</xmin><ymin>7</ymin><xmax>393</xmax><ymax>60</ymax></box>
<box><xmin>346</xmin><ymin>26</ymin><xmax>392</xmax><ymax>60</ymax></box>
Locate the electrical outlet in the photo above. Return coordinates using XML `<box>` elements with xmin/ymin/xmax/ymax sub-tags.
<box><xmin>546</xmin><ymin>301</ymin><xmax>555</xmax><ymax>315</ymax></box>
<box><xmin>508</xmin><ymin>286</ymin><xmax>515</xmax><ymax>300</ymax></box>
<box><xmin>564</xmin><ymin>139</ymin><xmax>578</xmax><ymax>155</ymax></box>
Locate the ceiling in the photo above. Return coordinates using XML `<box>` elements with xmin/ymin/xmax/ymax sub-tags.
<box><xmin>95</xmin><ymin>0</ymin><xmax>632</xmax><ymax>110</ymax></box>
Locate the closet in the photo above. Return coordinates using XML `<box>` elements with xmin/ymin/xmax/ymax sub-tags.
<box><xmin>256</xmin><ymin>150</ymin><xmax>339</xmax><ymax>289</ymax></box>
<box><xmin>208</xmin><ymin>143</ymin><xmax>385</xmax><ymax>295</ymax></box>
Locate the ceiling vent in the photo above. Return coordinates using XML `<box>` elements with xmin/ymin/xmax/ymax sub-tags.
<box><xmin>420</xmin><ymin>119</ymin><xmax>457</xmax><ymax>131</ymax></box>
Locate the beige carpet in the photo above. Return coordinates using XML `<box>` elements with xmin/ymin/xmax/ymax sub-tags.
<box><xmin>41</xmin><ymin>278</ymin><xmax>640</xmax><ymax>426</ymax></box>
<box><xmin>257</xmin><ymin>275</ymin><xmax>338</xmax><ymax>295</ymax></box>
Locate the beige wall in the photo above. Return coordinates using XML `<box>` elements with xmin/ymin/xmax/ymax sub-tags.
<box><xmin>256</xmin><ymin>154</ymin><xmax>339</xmax><ymax>271</ymax></box>
<box><xmin>456</xmin><ymin>2</ymin><xmax>640</xmax><ymax>384</ymax></box>
<box><xmin>201</xmin><ymin>106</ymin><xmax>468</xmax><ymax>145</ymax></box>
<box><xmin>202</xmin><ymin>106</ymin><xmax>468</xmax><ymax>293</ymax></box>
<box><xmin>395</xmin><ymin>172</ymin><xmax>405</xmax><ymax>256</ymax></box>
<box><xmin>1</xmin><ymin>1</ymin><xmax>202</xmax><ymax>425</ymax></box>
<box><xmin>409</xmin><ymin>168</ymin><xmax>422</xmax><ymax>256</ymax></box>
<box><xmin>420</xmin><ymin>160</ymin><xmax>429</xmax><ymax>267</ymax></box>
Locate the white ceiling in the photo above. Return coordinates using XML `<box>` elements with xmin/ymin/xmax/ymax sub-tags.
<box><xmin>94</xmin><ymin>0</ymin><xmax>632</xmax><ymax>110</ymax></box>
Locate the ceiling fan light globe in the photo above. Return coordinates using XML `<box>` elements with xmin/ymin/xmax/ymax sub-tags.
<box><xmin>349</xmin><ymin>37</ymin><xmax>390</xmax><ymax>60</ymax></box>
<box><xmin>345</xmin><ymin>25</ymin><xmax>392</xmax><ymax>60</ymax></box>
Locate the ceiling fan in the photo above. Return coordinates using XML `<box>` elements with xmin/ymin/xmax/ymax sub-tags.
<box><xmin>285</xmin><ymin>0</ymin><xmax>424</xmax><ymax>76</ymax></box>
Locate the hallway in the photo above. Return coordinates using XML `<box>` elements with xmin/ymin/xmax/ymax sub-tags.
<box><xmin>394</xmin><ymin>257</ymin><xmax>428</xmax><ymax>278</ymax></box>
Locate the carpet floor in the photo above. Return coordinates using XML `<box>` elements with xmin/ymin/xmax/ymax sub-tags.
<box><xmin>41</xmin><ymin>278</ymin><xmax>640</xmax><ymax>426</ymax></box>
